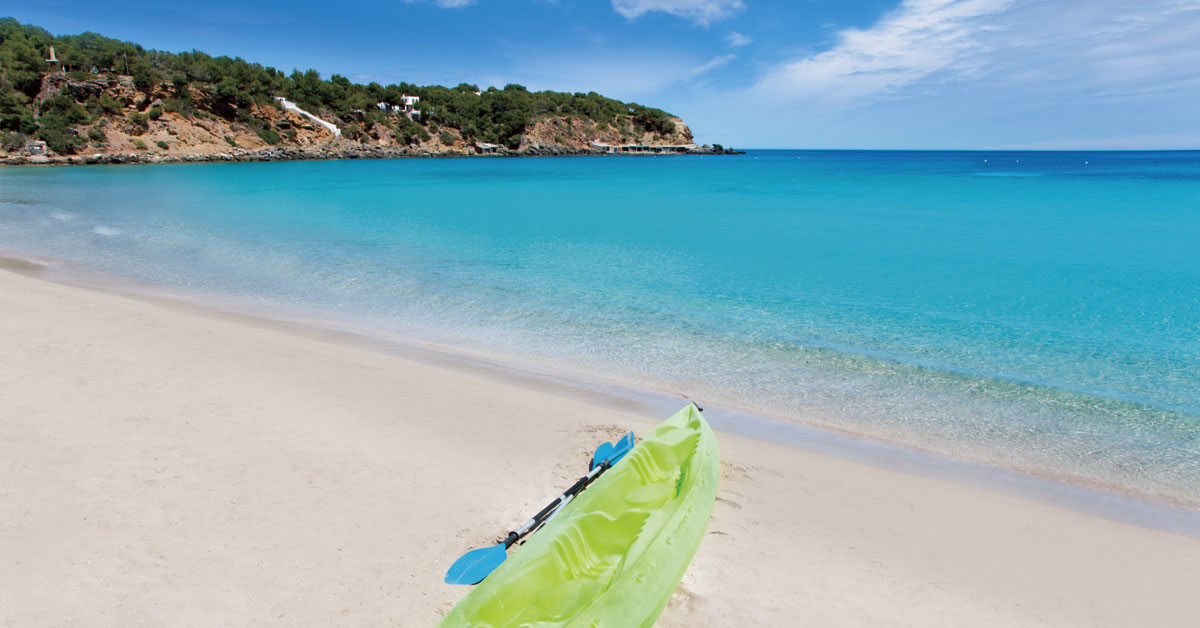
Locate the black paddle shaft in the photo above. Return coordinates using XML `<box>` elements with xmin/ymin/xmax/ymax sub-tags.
<box><xmin>503</xmin><ymin>460</ymin><xmax>611</xmax><ymax>549</ymax></box>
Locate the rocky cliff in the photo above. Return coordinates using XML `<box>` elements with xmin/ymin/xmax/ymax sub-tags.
<box><xmin>4</xmin><ymin>73</ymin><xmax>725</xmax><ymax>165</ymax></box>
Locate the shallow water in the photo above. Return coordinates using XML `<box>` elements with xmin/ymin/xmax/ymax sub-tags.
<box><xmin>2</xmin><ymin>150</ymin><xmax>1198</xmax><ymax>504</ymax></box>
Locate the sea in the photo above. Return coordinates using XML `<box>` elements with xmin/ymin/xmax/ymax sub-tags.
<box><xmin>2</xmin><ymin>150</ymin><xmax>1198</xmax><ymax>509</ymax></box>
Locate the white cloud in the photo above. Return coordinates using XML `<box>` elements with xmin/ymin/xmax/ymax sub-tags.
<box><xmin>752</xmin><ymin>0</ymin><xmax>1016</xmax><ymax>105</ymax></box>
<box><xmin>612</xmin><ymin>0</ymin><xmax>745</xmax><ymax>26</ymax></box>
<box><xmin>750</xmin><ymin>0</ymin><xmax>1200</xmax><ymax>108</ymax></box>
<box><xmin>689</xmin><ymin>53</ymin><xmax>737</xmax><ymax>77</ymax></box>
<box><xmin>725</xmin><ymin>31</ymin><xmax>752</xmax><ymax>47</ymax></box>
<box><xmin>403</xmin><ymin>0</ymin><xmax>476</xmax><ymax>8</ymax></box>
<box><xmin>662</xmin><ymin>0</ymin><xmax>1200</xmax><ymax>148</ymax></box>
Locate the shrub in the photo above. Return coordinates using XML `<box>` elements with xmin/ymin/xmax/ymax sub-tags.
<box><xmin>630</xmin><ymin>104</ymin><xmax>675</xmax><ymax>135</ymax></box>
<box><xmin>257</xmin><ymin>127</ymin><xmax>280</xmax><ymax>145</ymax></box>
<box><xmin>438</xmin><ymin>130</ymin><xmax>455</xmax><ymax>145</ymax></box>
<box><xmin>87</xmin><ymin>126</ymin><xmax>106</xmax><ymax>143</ymax></box>
<box><xmin>2</xmin><ymin>110</ymin><xmax>36</xmax><ymax>134</ymax></box>
<box><xmin>156</xmin><ymin>140</ymin><xmax>168</xmax><ymax>149</ymax></box>
<box><xmin>148</xmin><ymin>107</ymin><xmax>163</xmax><ymax>120</ymax></box>
<box><xmin>38</xmin><ymin>127</ymin><xmax>86</xmax><ymax>155</ymax></box>
<box><xmin>224</xmin><ymin>136</ymin><xmax>237</xmax><ymax>147</ymax></box>
<box><xmin>98</xmin><ymin>94</ymin><xmax>122</xmax><ymax>115</ymax></box>
<box><xmin>2</xmin><ymin>131</ymin><xmax>25</xmax><ymax>152</ymax></box>
<box><xmin>132</xmin><ymin>65</ymin><xmax>157</xmax><ymax>91</ymax></box>
<box><xmin>131</xmin><ymin>138</ymin><xmax>146</xmax><ymax>150</ymax></box>
<box><xmin>162</xmin><ymin>98</ymin><xmax>194</xmax><ymax>118</ymax></box>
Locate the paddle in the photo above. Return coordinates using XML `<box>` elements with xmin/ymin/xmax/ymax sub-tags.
<box><xmin>590</xmin><ymin>431</ymin><xmax>635</xmax><ymax>471</ymax></box>
<box><xmin>444</xmin><ymin>432</ymin><xmax>636</xmax><ymax>585</ymax></box>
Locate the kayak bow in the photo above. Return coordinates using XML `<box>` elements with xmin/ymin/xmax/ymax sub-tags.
<box><xmin>440</xmin><ymin>403</ymin><xmax>719</xmax><ymax>627</ymax></box>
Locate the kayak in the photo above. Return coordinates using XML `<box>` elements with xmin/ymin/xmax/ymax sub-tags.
<box><xmin>439</xmin><ymin>403</ymin><xmax>720</xmax><ymax>627</ymax></box>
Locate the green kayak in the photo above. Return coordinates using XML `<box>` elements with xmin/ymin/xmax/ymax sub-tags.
<box><xmin>440</xmin><ymin>403</ymin><xmax>720</xmax><ymax>627</ymax></box>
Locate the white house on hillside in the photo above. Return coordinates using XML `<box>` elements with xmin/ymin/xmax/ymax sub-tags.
<box><xmin>375</xmin><ymin>95</ymin><xmax>422</xmax><ymax>120</ymax></box>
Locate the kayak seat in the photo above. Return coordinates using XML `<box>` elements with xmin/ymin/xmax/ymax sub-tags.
<box><xmin>535</xmin><ymin>578</ymin><xmax>603</xmax><ymax>621</ymax></box>
<box><xmin>466</xmin><ymin>511</ymin><xmax>648</xmax><ymax>626</ymax></box>
<box><xmin>623</xmin><ymin>482</ymin><xmax>673</xmax><ymax>508</ymax></box>
<box><xmin>551</xmin><ymin>511</ymin><xmax>650</xmax><ymax>580</ymax></box>
<box><xmin>623</xmin><ymin>433</ymin><xmax>698</xmax><ymax>485</ymax></box>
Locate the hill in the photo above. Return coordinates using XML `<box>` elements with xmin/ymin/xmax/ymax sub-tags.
<box><xmin>0</xmin><ymin>19</ymin><xmax>732</xmax><ymax>163</ymax></box>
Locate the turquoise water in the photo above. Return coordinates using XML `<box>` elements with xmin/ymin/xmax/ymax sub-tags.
<box><xmin>2</xmin><ymin>151</ymin><xmax>1198</xmax><ymax>504</ymax></box>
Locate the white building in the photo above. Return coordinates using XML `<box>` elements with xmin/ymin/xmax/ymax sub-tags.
<box><xmin>375</xmin><ymin>96</ymin><xmax>422</xmax><ymax>120</ymax></box>
<box><xmin>590</xmin><ymin>140</ymin><xmax>697</xmax><ymax>155</ymax></box>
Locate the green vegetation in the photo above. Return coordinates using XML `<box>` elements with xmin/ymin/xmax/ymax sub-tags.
<box><xmin>0</xmin><ymin>18</ymin><xmax>680</xmax><ymax>155</ymax></box>
<box><xmin>34</xmin><ymin>92</ymin><xmax>89</xmax><ymax>153</ymax></box>
<box><xmin>88</xmin><ymin>93</ymin><xmax>121</xmax><ymax>116</ymax></box>
<box><xmin>130</xmin><ymin>138</ymin><xmax>145</xmax><ymax>149</ymax></box>
<box><xmin>438</xmin><ymin>130</ymin><xmax>455</xmax><ymax>145</ymax></box>
<box><xmin>257</xmin><ymin>127</ymin><xmax>280</xmax><ymax>145</ymax></box>
<box><xmin>1</xmin><ymin>130</ymin><xmax>24</xmax><ymax>150</ymax></box>
<box><xmin>156</xmin><ymin>139</ymin><xmax>167</xmax><ymax>149</ymax></box>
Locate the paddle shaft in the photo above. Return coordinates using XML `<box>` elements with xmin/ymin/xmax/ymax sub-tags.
<box><xmin>504</xmin><ymin>460</ymin><xmax>611</xmax><ymax>549</ymax></box>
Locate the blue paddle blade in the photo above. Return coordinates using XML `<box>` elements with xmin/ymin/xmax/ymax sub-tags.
<box><xmin>444</xmin><ymin>542</ymin><xmax>508</xmax><ymax>585</ymax></box>
<box><xmin>590</xmin><ymin>442</ymin><xmax>615</xmax><ymax>470</ymax></box>
<box><xmin>610</xmin><ymin>432</ymin><xmax>635</xmax><ymax>464</ymax></box>
<box><xmin>591</xmin><ymin>431</ymin><xmax>636</xmax><ymax>470</ymax></box>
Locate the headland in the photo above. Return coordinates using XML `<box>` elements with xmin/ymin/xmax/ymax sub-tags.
<box><xmin>0</xmin><ymin>19</ymin><xmax>741</xmax><ymax>166</ymax></box>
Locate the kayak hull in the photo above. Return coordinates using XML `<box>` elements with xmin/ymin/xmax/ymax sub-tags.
<box><xmin>440</xmin><ymin>403</ymin><xmax>720</xmax><ymax>627</ymax></box>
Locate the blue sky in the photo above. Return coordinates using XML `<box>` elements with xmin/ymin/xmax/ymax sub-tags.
<box><xmin>10</xmin><ymin>0</ymin><xmax>1200</xmax><ymax>149</ymax></box>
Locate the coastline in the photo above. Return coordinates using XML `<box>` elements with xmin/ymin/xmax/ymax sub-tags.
<box><xmin>1</xmin><ymin>142</ymin><xmax>743</xmax><ymax>168</ymax></box>
<box><xmin>0</xmin><ymin>145</ymin><xmax>610</xmax><ymax>166</ymax></box>
<box><xmin>4</xmin><ymin>256</ymin><xmax>1200</xmax><ymax>626</ymax></box>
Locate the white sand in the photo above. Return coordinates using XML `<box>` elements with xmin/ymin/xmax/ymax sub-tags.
<box><xmin>2</xmin><ymin>266</ymin><xmax>1198</xmax><ymax>627</ymax></box>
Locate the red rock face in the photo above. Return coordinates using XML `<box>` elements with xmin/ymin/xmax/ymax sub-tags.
<box><xmin>518</xmin><ymin>115</ymin><xmax>693</xmax><ymax>153</ymax></box>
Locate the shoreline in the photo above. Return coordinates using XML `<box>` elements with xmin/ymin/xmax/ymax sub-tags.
<box><xmin>1</xmin><ymin>145</ymin><xmax>744</xmax><ymax>167</ymax></box>
<box><xmin>5</xmin><ymin>251</ymin><xmax>1197</xmax><ymax>536</ymax></box>
<box><xmin>4</xmin><ymin>259</ymin><xmax>1200</xmax><ymax>626</ymax></box>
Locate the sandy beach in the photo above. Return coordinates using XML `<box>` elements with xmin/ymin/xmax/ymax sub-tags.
<box><xmin>2</xmin><ymin>264</ymin><xmax>1199</xmax><ymax>627</ymax></box>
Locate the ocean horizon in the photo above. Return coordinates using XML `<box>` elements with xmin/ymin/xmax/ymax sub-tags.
<box><xmin>3</xmin><ymin>149</ymin><xmax>1198</xmax><ymax>507</ymax></box>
